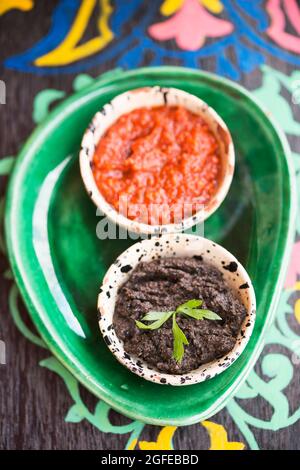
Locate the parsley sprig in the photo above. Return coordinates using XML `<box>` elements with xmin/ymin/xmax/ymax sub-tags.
<box><xmin>135</xmin><ymin>299</ymin><xmax>222</xmax><ymax>363</ymax></box>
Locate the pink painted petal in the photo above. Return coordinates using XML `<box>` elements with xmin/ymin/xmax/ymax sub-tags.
<box><xmin>284</xmin><ymin>0</ymin><xmax>300</xmax><ymax>35</ymax></box>
<box><xmin>149</xmin><ymin>0</ymin><xmax>233</xmax><ymax>51</ymax></box>
<box><xmin>285</xmin><ymin>240</ymin><xmax>300</xmax><ymax>288</ymax></box>
<box><xmin>267</xmin><ymin>0</ymin><xmax>300</xmax><ymax>54</ymax></box>
<box><xmin>149</xmin><ymin>15</ymin><xmax>184</xmax><ymax>42</ymax></box>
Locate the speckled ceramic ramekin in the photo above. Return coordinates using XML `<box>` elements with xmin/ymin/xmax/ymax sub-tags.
<box><xmin>98</xmin><ymin>234</ymin><xmax>256</xmax><ymax>386</ymax></box>
<box><xmin>80</xmin><ymin>86</ymin><xmax>235</xmax><ymax>235</ymax></box>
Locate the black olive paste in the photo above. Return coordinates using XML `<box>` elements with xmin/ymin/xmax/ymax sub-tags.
<box><xmin>113</xmin><ymin>257</ymin><xmax>246</xmax><ymax>374</ymax></box>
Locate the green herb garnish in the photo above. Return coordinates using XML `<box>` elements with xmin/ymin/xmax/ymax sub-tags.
<box><xmin>135</xmin><ymin>299</ymin><xmax>222</xmax><ymax>363</ymax></box>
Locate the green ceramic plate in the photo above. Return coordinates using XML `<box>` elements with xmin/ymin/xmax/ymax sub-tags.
<box><xmin>5</xmin><ymin>67</ymin><xmax>296</xmax><ymax>425</ymax></box>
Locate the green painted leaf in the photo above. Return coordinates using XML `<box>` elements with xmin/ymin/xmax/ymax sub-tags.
<box><xmin>3</xmin><ymin>269</ymin><xmax>13</xmax><ymax>280</ymax></box>
<box><xmin>0</xmin><ymin>156</ymin><xmax>15</xmax><ymax>175</ymax></box>
<box><xmin>65</xmin><ymin>404</ymin><xmax>84</xmax><ymax>423</ymax></box>
<box><xmin>73</xmin><ymin>74</ymin><xmax>95</xmax><ymax>92</ymax></box>
<box><xmin>33</xmin><ymin>90</ymin><xmax>66</xmax><ymax>124</ymax></box>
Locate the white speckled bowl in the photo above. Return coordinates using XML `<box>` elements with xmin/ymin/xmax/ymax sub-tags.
<box><xmin>98</xmin><ymin>234</ymin><xmax>256</xmax><ymax>386</ymax></box>
<box><xmin>80</xmin><ymin>86</ymin><xmax>235</xmax><ymax>235</ymax></box>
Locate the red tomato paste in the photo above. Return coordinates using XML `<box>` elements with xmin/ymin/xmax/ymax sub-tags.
<box><xmin>92</xmin><ymin>106</ymin><xmax>221</xmax><ymax>225</ymax></box>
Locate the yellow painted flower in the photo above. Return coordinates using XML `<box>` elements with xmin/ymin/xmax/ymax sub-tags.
<box><xmin>128</xmin><ymin>426</ymin><xmax>176</xmax><ymax>450</ymax></box>
<box><xmin>35</xmin><ymin>0</ymin><xmax>114</xmax><ymax>67</ymax></box>
<box><xmin>160</xmin><ymin>0</ymin><xmax>223</xmax><ymax>16</ymax></box>
<box><xmin>160</xmin><ymin>0</ymin><xmax>185</xmax><ymax>16</ymax></box>
<box><xmin>201</xmin><ymin>0</ymin><xmax>223</xmax><ymax>14</ymax></box>
<box><xmin>202</xmin><ymin>421</ymin><xmax>245</xmax><ymax>450</ymax></box>
<box><xmin>0</xmin><ymin>0</ymin><xmax>33</xmax><ymax>15</ymax></box>
<box><xmin>128</xmin><ymin>421</ymin><xmax>244</xmax><ymax>450</ymax></box>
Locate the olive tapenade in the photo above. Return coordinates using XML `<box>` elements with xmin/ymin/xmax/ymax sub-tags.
<box><xmin>113</xmin><ymin>257</ymin><xmax>246</xmax><ymax>374</ymax></box>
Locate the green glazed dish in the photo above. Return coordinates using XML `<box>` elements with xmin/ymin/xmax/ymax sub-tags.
<box><xmin>5</xmin><ymin>67</ymin><xmax>296</xmax><ymax>425</ymax></box>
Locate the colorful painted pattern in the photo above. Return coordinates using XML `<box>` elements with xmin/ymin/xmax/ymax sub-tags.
<box><xmin>1</xmin><ymin>0</ymin><xmax>300</xmax><ymax>78</ymax></box>
<box><xmin>1</xmin><ymin>0</ymin><xmax>300</xmax><ymax>450</ymax></box>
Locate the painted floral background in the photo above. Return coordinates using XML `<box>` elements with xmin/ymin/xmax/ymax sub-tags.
<box><xmin>0</xmin><ymin>0</ymin><xmax>300</xmax><ymax>450</ymax></box>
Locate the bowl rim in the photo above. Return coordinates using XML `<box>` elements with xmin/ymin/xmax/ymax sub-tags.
<box><xmin>98</xmin><ymin>233</ymin><xmax>256</xmax><ymax>386</ymax></box>
<box><xmin>79</xmin><ymin>86</ymin><xmax>235</xmax><ymax>235</ymax></box>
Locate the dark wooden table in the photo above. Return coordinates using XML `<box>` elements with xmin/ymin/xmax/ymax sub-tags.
<box><xmin>1</xmin><ymin>1</ymin><xmax>300</xmax><ymax>450</ymax></box>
